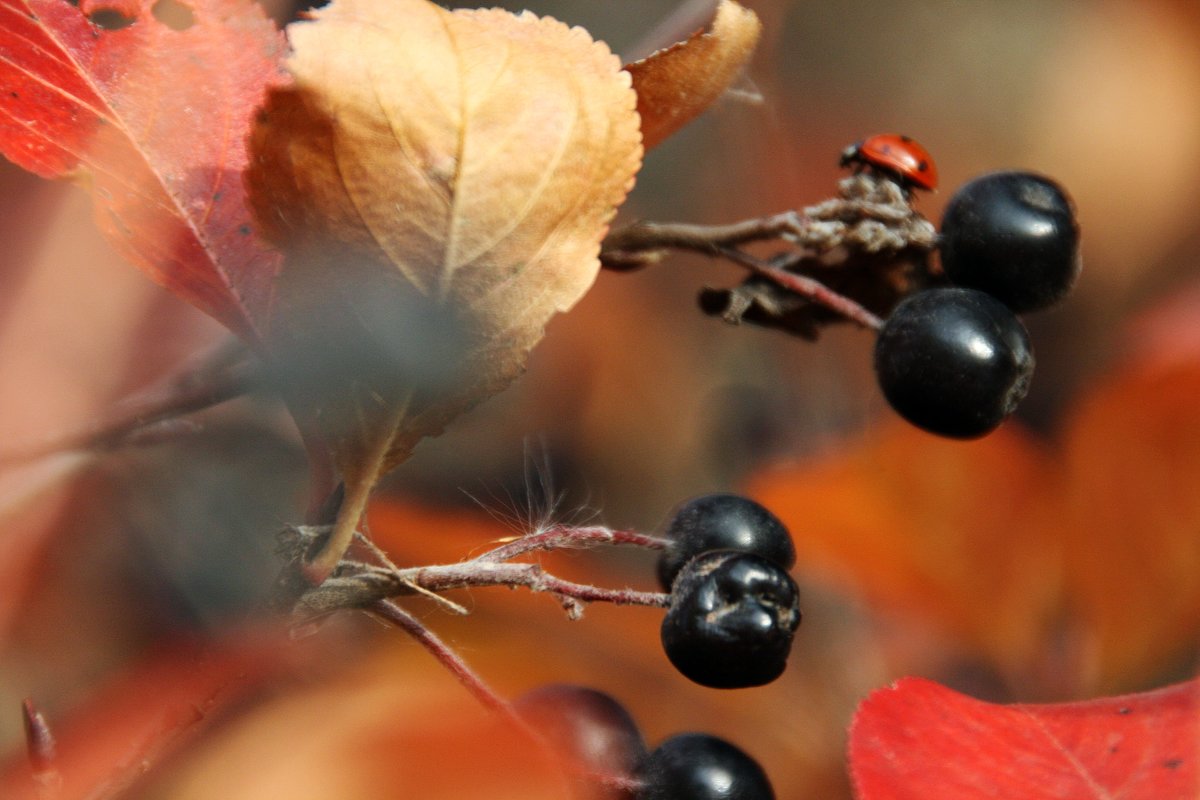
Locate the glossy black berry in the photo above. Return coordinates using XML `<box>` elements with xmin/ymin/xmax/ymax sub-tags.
<box><xmin>874</xmin><ymin>287</ymin><xmax>1034</xmax><ymax>439</ymax></box>
<box><xmin>661</xmin><ymin>551</ymin><xmax>801</xmax><ymax>689</ymax></box>
<box><xmin>939</xmin><ymin>171</ymin><xmax>1080</xmax><ymax>313</ymax></box>
<box><xmin>656</xmin><ymin>494</ymin><xmax>794</xmax><ymax>592</ymax></box>
<box><xmin>637</xmin><ymin>733</ymin><xmax>774</xmax><ymax>800</ymax></box>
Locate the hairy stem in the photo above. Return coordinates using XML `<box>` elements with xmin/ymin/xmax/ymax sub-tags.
<box><xmin>479</xmin><ymin>524</ymin><xmax>671</xmax><ymax>562</ymax></box>
<box><xmin>404</xmin><ymin>561</ymin><xmax>670</xmax><ymax>608</ymax></box>
<box><xmin>289</xmin><ymin>523</ymin><xmax>672</xmax><ymax>619</ymax></box>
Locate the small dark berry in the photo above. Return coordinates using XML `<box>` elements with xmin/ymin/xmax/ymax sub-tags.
<box><xmin>939</xmin><ymin>171</ymin><xmax>1081</xmax><ymax>312</ymax></box>
<box><xmin>656</xmin><ymin>494</ymin><xmax>794</xmax><ymax>591</ymax></box>
<box><xmin>515</xmin><ymin>684</ymin><xmax>646</xmax><ymax>799</ymax></box>
<box><xmin>637</xmin><ymin>733</ymin><xmax>774</xmax><ymax>800</ymax></box>
<box><xmin>874</xmin><ymin>287</ymin><xmax>1034</xmax><ymax>439</ymax></box>
<box><xmin>661</xmin><ymin>551</ymin><xmax>801</xmax><ymax>689</ymax></box>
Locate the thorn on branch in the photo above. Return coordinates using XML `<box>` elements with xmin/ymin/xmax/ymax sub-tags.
<box><xmin>22</xmin><ymin>699</ymin><xmax>62</xmax><ymax>798</ymax></box>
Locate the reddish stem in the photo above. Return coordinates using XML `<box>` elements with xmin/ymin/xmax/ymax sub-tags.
<box><xmin>480</xmin><ymin>525</ymin><xmax>670</xmax><ymax>563</ymax></box>
<box><xmin>369</xmin><ymin>600</ymin><xmax>512</xmax><ymax>715</ymax></box>
<box><xmin>390</xmin><ymin>561</ymin><xmax>670</xmax><ymax>609</ymax></box>
<box><xmin>718</xmin><ymin>247</ymin><xmax>884</xmax><ymax>331</ymax></box>
<box><xmin>369</xmin><ymin>600</ymin><xmax>647</xmax><ymax>796</ymax></box>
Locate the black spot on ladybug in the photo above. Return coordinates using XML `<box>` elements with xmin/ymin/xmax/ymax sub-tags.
<box><xmin>9</xmin><ymin>91</ymin><xmax>17</xmax><ymax>99</ymax></box>
<box><xmin>917</xmin><ymin>160</ymin><xmax>929</xmax><ymax>172</ymax></box>
<box><xmin>1164</xmin><ymin>759</ymin><xmax>1183</xmax><ymax>770</ymax></box>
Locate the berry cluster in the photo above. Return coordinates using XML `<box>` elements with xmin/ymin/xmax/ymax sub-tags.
<box><xmin>655</xmin><ymin>494</ymin><xmax>802</xmax><ymax>689</ymax></box>
<box><xmin>856</xmin><ymin>137</ymin><xmax>1081</xmax><ymax>439</ymax></box>
<box><xmin>516</xmin><ymin>683</ymin><xmax>775</xmax><ymax>799</ymax></box>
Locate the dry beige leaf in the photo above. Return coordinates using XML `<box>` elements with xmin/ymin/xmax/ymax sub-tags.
<box><xmin>247</xmin><ymin>0</ymin><xmax>642</xmax><ymax>578</ymax></box>
<box><xmin>625</xmin><ymin>0</ymin><xmax>762</xmax><ymax>151</ymax></box>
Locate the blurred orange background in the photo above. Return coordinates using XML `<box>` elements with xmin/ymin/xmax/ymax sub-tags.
<box><xmin>3</xmin><ymin>0</ymin><xmax>1200</xmax><ymax>797</ymax></box>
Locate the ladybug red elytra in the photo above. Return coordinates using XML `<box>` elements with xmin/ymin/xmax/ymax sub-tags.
<box><xmin>840</xmin><ymin>134</ymin><xmax>938</xmax><ymax>191</ymax></box>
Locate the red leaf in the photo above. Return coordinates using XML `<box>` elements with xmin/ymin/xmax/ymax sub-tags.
<box><xmin>849</xmin><ymin>676</ymin><xmax>1200</xmax><ymax>800</ymax></box>
<box><xmin>0</xmin><ymin>635</ymin><xmax>294</xmax><ymax>800</ymax></box>
<box><xmin>0</xmin><ymin>0</ymin><xmax>286</xmax><ymax>343</ymax></box>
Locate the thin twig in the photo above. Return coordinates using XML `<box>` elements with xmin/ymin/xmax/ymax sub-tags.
<box><xmin>480</xmin><ymin>524</ymin><xmax>671</xmax><ymax>563</ymax></box>
<box><xmin>0</xmin><ymin>343</ymin><xmax>260</xmax><ymax>468</ymax></box>
<box><xmin>600</xmin><ymin>212</ymin><xmax>807</xmax><ymax>258</ymax></box>
<box><xmin>369</xmin><ymin>600</ymin><xmax>513</xmax><ymax>715</ymax></box>
<box><xmin>369</xmin><ymin>600</ymin><xmax>646</xmax><ymax>794</ymax></box>
<box><xmin>295</xmin><ymin>558</ymin><xmax>669</xmax><ymax>619</ymax></box>
<box><xmin>288</xmin><ymin>522</ymin><xmax>672</xmax><ymax>619</ymax></box>
<box><xmin>599</xmin><ymin>175</ymin><xmax>937</xmax><ymax>333</ymax></box>
<box><xmin>717</xmin><ymin>247</ymin><xmax>884</xmax><ymax>331</ymax></box>
<box><xmin>405</xmin><ymin>561</ymin><xmax>670</xmax><ymax>608</ymax></box>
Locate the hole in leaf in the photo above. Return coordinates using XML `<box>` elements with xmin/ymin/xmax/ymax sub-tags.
<box><xmin>152</xmin><ymin>0</ymin><xmax>194</xmax><ymax>30</ymax></box>
<box><xmin>88</xmin><ymin>7</ymin><xmax>136</xmax><ymax>29</ymax></box>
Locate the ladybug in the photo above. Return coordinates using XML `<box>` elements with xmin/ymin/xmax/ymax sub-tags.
<box><xmin>840</xmin><ymin>134</ymin><xmax>938</xmax><ymax>191</ymax></box>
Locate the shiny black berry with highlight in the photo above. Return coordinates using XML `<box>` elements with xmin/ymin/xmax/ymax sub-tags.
<box><xmin>939</xmin><ymin>171</ymin><xmax>1080</xmax><ymax>313</ymax></box>
<box><xmin>636</xmin><ymin>733</ymin><xmax>775</xmax><ymax>800</ymax></box>
<box><xmin>656</xmin><ymin>493</ymin><xmax>795</xmax><ymax>592</ymax></box>
<box><xmin>874</xmin><ymin>287</ymin><xmax>1034</xmax><ymax>439</ymax></box>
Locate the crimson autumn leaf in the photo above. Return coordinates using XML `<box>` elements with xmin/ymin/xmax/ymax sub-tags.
<box><xmin>0</xmin><ymin>636</ymin><xmax>292</xmax><ymax>800</ymax></box>
<box><xmin>849</xmin><ymin>676</ymin><xmax>1200</xmax><ymax>800</ymax></box>
<box><xmin>0</xmin><ymin>0</ymin><xmax>285</xmax><ymax>344</ymax></box>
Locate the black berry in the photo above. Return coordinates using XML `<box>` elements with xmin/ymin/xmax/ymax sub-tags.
<box><xmin>656</xmin><ymin>494</ymin><xmax>794</xmax><ymax>592</ymax></box>
<box><xmin>874</xmin><ymin>287</ymin><xmax>1034</xmax><ymax>439</ymax></box>
<box><xmin>637</xmin><ymin>733</ymin><xmax>775</xmax><ymax>800</ymax></box>
<box><xmin>939</xmin><ymin>171</ymin><xmax>1081</xmax><ymax>313</ymax></box>
<box><xmin>661</xmin><ymin>551</ymin><xmax>801</xmax><ymax>689</ymax></box>
<box><xmin>515</xmin><ymin>684</ymin><xmax>646</xmax><ymax>799</ymax></box>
